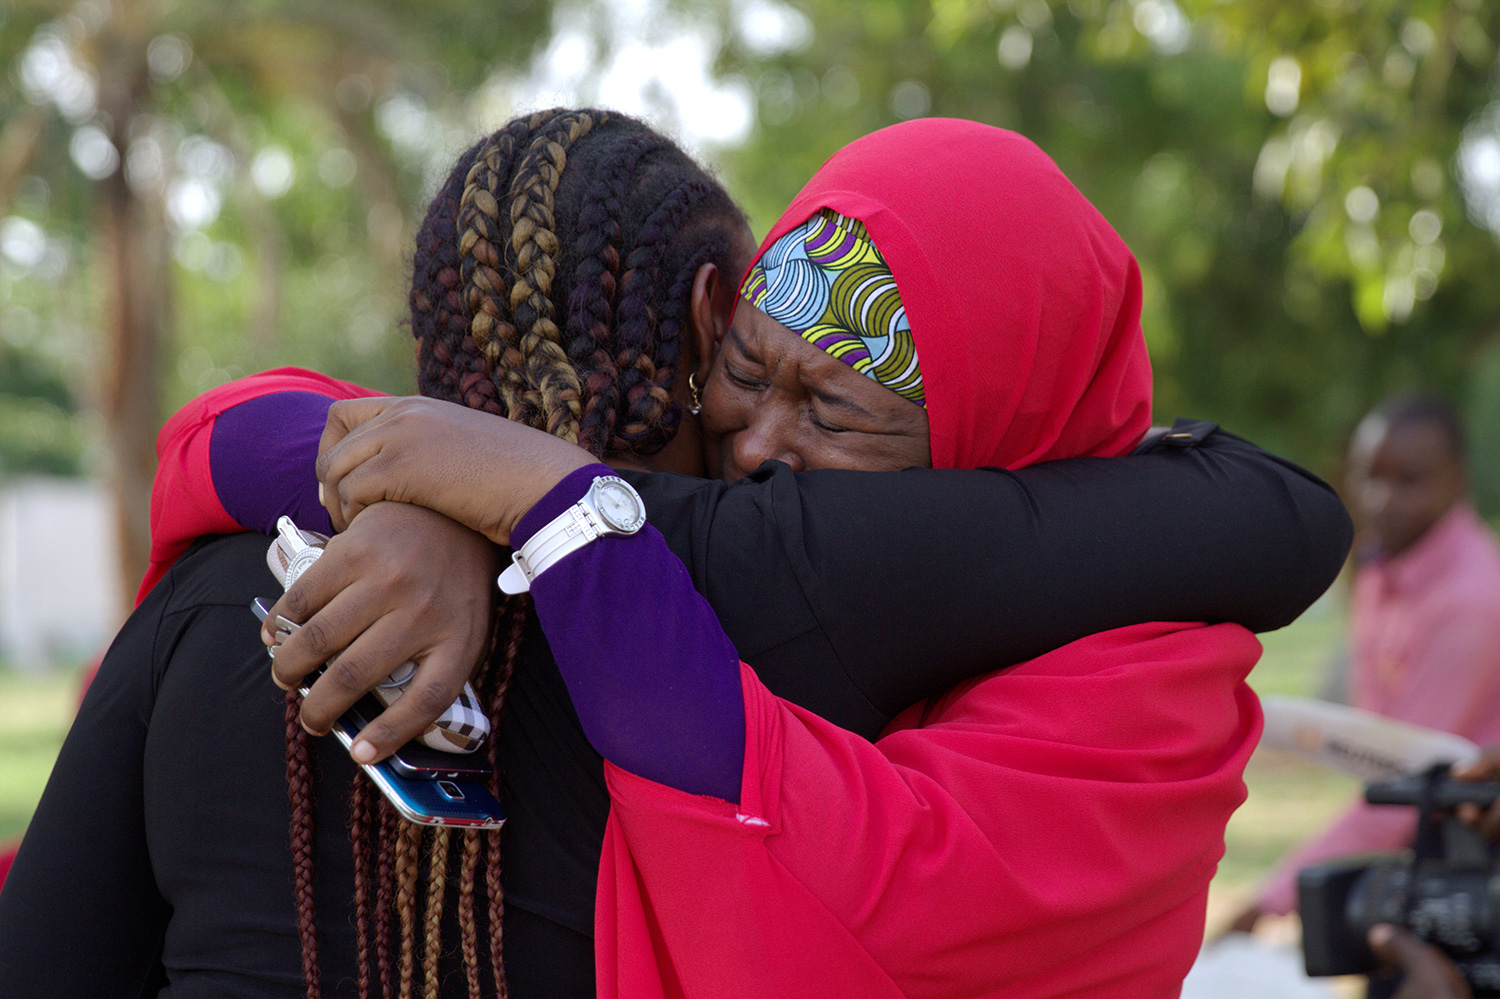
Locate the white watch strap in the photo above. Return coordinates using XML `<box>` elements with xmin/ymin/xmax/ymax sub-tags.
<box><xmin>498</xmin><ymin>504</ymin><xmax>601</xmax><ymax>594</ymax></box>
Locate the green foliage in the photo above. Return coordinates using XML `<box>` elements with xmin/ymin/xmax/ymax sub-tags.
<box><xmin>1470</xmin><ymin>337</ymin><xmax>1500</xmax><ymax>517</ymax></box>
<box><xmin>0</xmin><ymin>347</ymin><xmax>85</xmax><ymax>476</ymax></box>
<box><xmin>4</xmin><ymin>0</ymin><xmax>1500</xmax><ymax>520</ymax></box>
<box><xmin>703</xmin><ymin>0</ymin><xmax>1500</xmax><ymax>493</ymax></box>
<box><xmin>0</xmin><ymin>0</ymin><xmax>554</xmax><ymax>505</ymax></box>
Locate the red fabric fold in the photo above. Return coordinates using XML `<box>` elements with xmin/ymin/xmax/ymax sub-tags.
<box><xmin>136</xmin><ymin>367</ymin><xmax>379</xmax><ymax>604</ymax></box>
<box><xmin>600</xmin><ymin>625</ymin><xmax>1262</xmax><ymax>998</ymax></box>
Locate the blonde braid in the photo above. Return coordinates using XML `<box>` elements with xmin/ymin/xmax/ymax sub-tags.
<box><xmin>460</xmin><ymin>133</ymin><xmax>526</xmax><ymax>372</ymax></box>
<box><xmin>421</xmin><ymin>828</ymin><xmax>451</xmax><ymax>999</ymax></box>
<box><xmin>485</xmin><ymin>829</ymin><xmax>506</xmax><ymax>999</ymax></box>
<box><xmin>458</xmin><ymin>830</ymin><xmax>483</xmax><ymax>999</ymax></box>
<box><xmin>457</xmin><ymin>111</ymin><xmax>567</xmax><ymax>420</ymax></box>
<box><xmin>505</xmin><ymin>111</ymin><xmax>602</xmax><ymax>442</ymax></box>
<box><xmin>394</xmin><ymin>821</ymin><xmax>423</xmax><ymax>999</ymax></box>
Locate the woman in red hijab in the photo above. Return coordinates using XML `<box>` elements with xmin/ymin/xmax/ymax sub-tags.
<box><xmin>310</xmin><ymin>118</ymin><xmax>1264</xmax><ymax>998</ymax></box>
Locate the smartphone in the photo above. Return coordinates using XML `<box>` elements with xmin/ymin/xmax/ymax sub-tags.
<box><xmin>326</xmin><ymin>695</ymin><xmax>505</xmax><ymax>829</ymax></box>
<box><xmin>252</xmin><ymin>598</ymin><xmax>504</xmax><ymax>829</ymax></box>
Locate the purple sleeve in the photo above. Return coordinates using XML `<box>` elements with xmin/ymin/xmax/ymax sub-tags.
<box><xmin>517</xmin><ymin>465</ymin><xmax>746</xmax><ymax>803</ymax></box>
<box><xmin>208</xmin><ymin>391</ymin><xmax>336</xmax><ymax>537</ymax></box>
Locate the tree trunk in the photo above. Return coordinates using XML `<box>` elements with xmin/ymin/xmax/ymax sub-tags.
<box><xmin>0</xmin><ymin>107</ymin><xmax>46</xmax><ymax>215</ymax></box>
<box><xmin>98</xmin><ymin>53</ymin><xmax>165</xmax><ymax>617</ymax></box>
<box><xmin>100</xmin><ymin>163</ymin><xmax>166</xmax><ymax>614</ymax></box>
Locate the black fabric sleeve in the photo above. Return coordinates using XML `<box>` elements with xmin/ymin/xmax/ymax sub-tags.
<box><xmin>0</xmin><ymin>533</ymin><xmax>597</xmax><ymax>998</ymax></box>
<box><xmin>623</xmin><ymin>423</ymin><xmax>1352</xmax><ymax>739</ymax></box>
<box><xmin>0</xmin><ymin>535</ymin><xmax>359</xmax><ymax>999</ymax></box>
<box><xmin>0</xmin><ymin>571</ymin><xmax>173</xmax><ymax>998</ymax></box>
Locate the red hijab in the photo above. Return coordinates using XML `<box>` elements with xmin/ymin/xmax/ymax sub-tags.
<box><xmin>747</xmin><ymin>117</ymin><xmax>1152</xmax><ymax>470</ymax></box>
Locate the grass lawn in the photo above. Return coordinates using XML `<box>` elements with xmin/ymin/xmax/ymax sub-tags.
<box><xmin>1207</xmin><ymin>601</ymin><xmax>1360</xmax><ymax>932</ymax></box>
<box><xmin>0</xmin><ymin>663</ymin><xmax>85</xmax><ymax>843</ymax></box>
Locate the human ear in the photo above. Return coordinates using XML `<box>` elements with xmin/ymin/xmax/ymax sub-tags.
<box><xmin>689</xmin><ymin>261</ymin><xmax>733</xmax><ymax>384</ymax></box>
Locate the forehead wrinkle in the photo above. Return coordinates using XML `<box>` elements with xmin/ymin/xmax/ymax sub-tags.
<box><xmin>807</xmin><ymin>383</ymin><xmax>877</xmax><ymax>421</ymax></box>
<box><xmin>742</xmin><ymin>306</ymin><xmax>901</xmax><ymax>423</ymax></box>
<box><xmin>724</xmin><ymin>325</ymin><xmax>754</xmax><ymax>359</ymax></box>
<box><xmin>732</xmin><ymin>315</ymin><xmax>798</xmax><ymax>380</ymax></box>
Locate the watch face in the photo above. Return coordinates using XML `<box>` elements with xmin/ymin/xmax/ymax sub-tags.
<box><xmin>593</xmin><ymin>479</ymin><xmax>646</xmax><ymax>533</ymax></box>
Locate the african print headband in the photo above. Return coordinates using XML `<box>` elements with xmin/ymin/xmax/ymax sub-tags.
<box><xmin>739</xmin><ymin>208</ymin><xmax>925</xmax><ymax>407</ymax></box>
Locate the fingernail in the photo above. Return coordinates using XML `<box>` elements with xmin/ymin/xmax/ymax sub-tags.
<box><xmin>1368</xmin><ymin>924</ymin><xmax>1394</xmax><ymax>948</ymax></box>
<box><xmin>351</xmin><ymin>740</ymin><xmax>377</xmax><ymax>764</ymax></box>
<box><xmin>262</xmin><ymin>626</ymin><xmax>276</xmax><ymax>646</ymax></box>
<box><xmin>318</xmin><ymin>482</ymin><xmax>325</xmax><ymax>506</ymax></box>
<box><xmin>270</xmin><ymin>670</ymin><xmax>291</xmax><ymax>690</ymax></box>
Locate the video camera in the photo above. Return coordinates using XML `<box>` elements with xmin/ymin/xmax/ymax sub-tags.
<box><xmin>1298</xmin><ymin>766</ymin><xmax>1500</xmax><ymax>996</ymax></box>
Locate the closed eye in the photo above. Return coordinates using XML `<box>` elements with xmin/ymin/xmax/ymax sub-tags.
<box><xmin>810</xmin><ymin>412</ymin><xmax>850</xmax><ymax>434</ymax></box>
<box><xmin>725</xmin><ymin>365</ymin><xmax>767</xmax><ymax>391</ymax></box>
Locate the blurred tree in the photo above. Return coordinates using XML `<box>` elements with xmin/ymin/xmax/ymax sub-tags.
<box><xmin>6</xmin><ymin>0</ymin><xmax>1500</xmax><ymax>621</ymax></box>
<box><xmin>0</xmin><ymin>0</ymin><xmax>551</xmax><ymax>610</ymax></box>
<box><xmin>704</xmin><ymin>0</ymin><xmax>1500</xmax><ymax>487</ymax></box>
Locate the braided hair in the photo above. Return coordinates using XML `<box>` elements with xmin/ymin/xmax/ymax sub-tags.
<box><xmin>286</xmin><ymin>107</ymin><xmax>747</xmax><ymax>998</ymax></box>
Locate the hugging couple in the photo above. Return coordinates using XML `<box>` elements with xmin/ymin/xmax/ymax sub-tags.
<box><xmin>0</xmin><ymin>109</ymin><xmax>1350</xmax><ymax>998</ymax></box>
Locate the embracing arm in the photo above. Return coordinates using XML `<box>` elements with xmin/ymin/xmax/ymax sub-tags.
<box><xmin>158</xmin><ymin>386</ymin><xmax>1346</xmax><ymax>670</ymax></box>
<box><xmin>161</xmin><ymin>381</ymin><xmax>1348</xmax><ymax>742</ymax></box>
<box><xmin>627</xmin><ymin>421</ymin><xmax>1352</xmax><ymax>736</ymax></box>
<box><xmin>140</xmin><ymin>373</ymin><xmax>506</xmax><ymax>763</ymax></box>
<box><xmin>138</xmin><ymin>367</ymin><xmax>380</xmax><ymax>603</ymax></box>
<box><xmin>518</xmin><ymin>465</ymin><xmax>746</xmax><ymax>802</ymax></box>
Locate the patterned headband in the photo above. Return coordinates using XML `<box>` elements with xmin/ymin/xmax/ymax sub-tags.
<box><xmin>739</xmin><ymin>209</ymin><xmax>925</xmax><ymax>407</ymax></box>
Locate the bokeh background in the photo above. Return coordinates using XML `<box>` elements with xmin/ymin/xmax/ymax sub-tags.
<box><xmin>2</xmin><ymin>0</ymin><xmax>1499</xmax><ymax>963</ymax></box>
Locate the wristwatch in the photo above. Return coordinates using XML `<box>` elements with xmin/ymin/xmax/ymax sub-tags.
<box><xmin>497</xmin><ymin>475</ymin><xmax>648</xmax><ymax>594</ymax></box>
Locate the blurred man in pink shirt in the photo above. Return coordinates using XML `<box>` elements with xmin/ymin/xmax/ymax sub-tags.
<box><xmin>1231</xmin><ymin>393</ymin><xmax>1500</xmax><ymax>935</ymax></box>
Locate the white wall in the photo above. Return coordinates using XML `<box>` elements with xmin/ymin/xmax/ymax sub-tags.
<box><xmin>0</xmin><ymin>477</ymin><xmax>122</xmax><ymax>669</ymax></box>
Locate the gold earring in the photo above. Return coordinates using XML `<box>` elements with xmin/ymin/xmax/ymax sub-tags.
<box><xmin>687</xmin><ymin>372</ymin><xmax>703</xmax><ymax>416</ymax></box>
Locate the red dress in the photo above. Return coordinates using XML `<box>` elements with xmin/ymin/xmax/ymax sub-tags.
<box><xmin>596</xmin><ymin>626</ymin><xmax>1261</xmax><ymax>999</ymax></box>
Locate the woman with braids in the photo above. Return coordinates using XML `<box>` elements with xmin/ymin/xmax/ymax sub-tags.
<box><xmin>0</xmin><ymin>110</ymin><xmax>1348</xmax><ymax>998</ymax></box>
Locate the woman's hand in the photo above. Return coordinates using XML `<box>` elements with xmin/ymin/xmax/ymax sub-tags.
<box><xmin>262</xmin><ymin>501</ymin><xmax>499</xmax><ymax>763</ymax></box>
<box><xmin>317</xmin><ymin>395</ymin><xmax>595</xmax><ymax>544</ymax></box>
